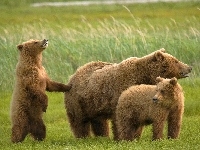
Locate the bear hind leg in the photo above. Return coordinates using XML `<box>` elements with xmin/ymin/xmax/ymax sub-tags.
<box><xmin>71</xmin><ymin>121</ymin><xmax>90</xmax><ymax>138</ymax></box>
<box><xmin>116</xmin><ymin>120</ymin><xmax>135</xmax><ymax>141</ymax></box>
<box><xmin>29</xmin><ymin>119</ymin><xmax>46</xmax><ymax>141</ymax></box>
<box><xmin>11</xmin><ymin>124</ymin><xmax>29</xmax><ymax>143</ymax></box>
<box><xmin>11</xmin><ymin>112</ymin><xmax>29</xmax><ymax>143</ymax></box>
<box><xmin>132</xmin><ymin>126</ymin><xmax>144</xmax><ymax>140</ymax></box>
<box><xmin>91</xmin><ymin>118</ymin><xmax>109</xmax><ymax>137</ymax></box>
<box><xmin>67</xmin><ymin>112</ymin><xmax>90</xmax><ymax>138</ymax></box>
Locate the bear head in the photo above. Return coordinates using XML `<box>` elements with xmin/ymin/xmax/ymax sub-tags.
<box><xmin>17</xmin><ymin>39</ymin><xmax>48</xmax><ymax>57</ymax></box>
<box><xmin>148</xmin><ymin>49</ymin><xmax>192</xmax><ymax>81</ymax></box>
<box><xmin>152</xmin><ymin>77</ymin><xmax>180</xmax><ymax>108</ymax></box>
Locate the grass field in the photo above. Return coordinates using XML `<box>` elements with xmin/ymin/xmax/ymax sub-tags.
<box><xmin>0</xmin><ymin>0</ymin><xmax>200</xmax><ymax>149</ymax></box>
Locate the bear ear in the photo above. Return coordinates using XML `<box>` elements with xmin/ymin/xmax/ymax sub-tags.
<box><xmin>159</xmin><ymin>48</ymin><xmax>166</xmax><ymax>53</ymax></box>
<box><xmin>170</xmin><ymin>77</ymin><xmax>177</xmax><ymax>85</ymax></box>
<box><xmin>17</xmin><ymin>44</ymin><xmax>23</xmax><ymax>51</ymax></box>
<box><xmin>154</xmin><ymin>51</ymin><xmax>164</xmax><ymax>61</ymax></box>
<box><xmin>156</xmin><ymin>76</ymin><xmax>163</xmax><ymax>83</ymax></box>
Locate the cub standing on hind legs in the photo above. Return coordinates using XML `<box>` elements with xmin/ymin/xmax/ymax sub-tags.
<box><xmin>11</xmin><ymin>39</ymin><xmax>71</xmax><ymax>143</ymax></box>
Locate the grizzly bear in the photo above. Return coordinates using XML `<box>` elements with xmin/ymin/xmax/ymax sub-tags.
<box><xmin>115</xmin><ymin>77</ymin><xmax>184</xmax><ymax>141</ymax></box>
<box><xmin>64</xmin><ymin>49</ymin><xmax>191</xmax><ymax>139</ymax></box>
<box><xmin>11</xmin><ymin>39</ymin><xmax>71</xmax><ymax>143</ymax></box>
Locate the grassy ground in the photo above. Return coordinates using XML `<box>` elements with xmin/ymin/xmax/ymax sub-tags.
<box><xmin>1</xmin><ymin>90</ymin><xmax>200</xmax><ymax>150</ymax></box>
<box><xmin>0</xmin><ymin>0</ymin><xmax>200</xmax><ymax>149</ymax></box>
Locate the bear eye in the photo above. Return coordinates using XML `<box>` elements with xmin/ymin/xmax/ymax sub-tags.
<box><xmin>175</xmin><ymin>60</ymin><xmax>178</xmax><ymax>63</ymax></box>
<box><xmin>162</xmin><ymin>64</ymin><xmax>168</xmax><ymax>68</ymax></box>
<box><xmin>160</xmin><ymin>90</ymin><xmax>165</xmax><ymax>94</ymax></box>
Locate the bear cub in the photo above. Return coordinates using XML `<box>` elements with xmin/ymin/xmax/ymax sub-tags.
<box><xmin>116</xmin><ymin>77</ymin><xmax>184</xmax><ymax>141</ymax></box>
<box><xmin>11</xmin><ymin>39</ymin><xmax>71</xmax><ymax>143</ymax></box>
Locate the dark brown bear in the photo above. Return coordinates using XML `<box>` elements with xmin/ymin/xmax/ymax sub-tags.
<box><xmin>64</xmin><ymin>48</ymin><xmax>191</xmax><ymax>139</ymax></box>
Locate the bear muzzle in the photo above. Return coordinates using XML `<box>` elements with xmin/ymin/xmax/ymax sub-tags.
<box><xmin>179</xmin><ymin>66</ymin><xmax>192</xmax><ymax>78</ymax></box>
<box><xmin>41</xmin><ymin>39</ymin><xmax>48</xmax><ymax>48</ymax></box>
<box><xmin>152</xmin><ymin>97</ymin><xmax>158</xmax><ymax>103</ymax></box>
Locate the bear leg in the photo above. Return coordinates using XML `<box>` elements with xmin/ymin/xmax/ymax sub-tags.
<box><xmin>112</xmin><ymin>114</ymin><xmax>123</xmax><ymax>140</ymax></box>
<box><xmin>67</xmin><ymin>112</ymin><xmax>90</xmax><ymax>138</ymax></box>
<box><xmin>117</xmin><ymin>125</ymin><xmax>135</xmax><ymax>141</ymax></box>
<box><xmin>112</xmin><ymin>121</ymin><xmax>118</xmax><ymax>140</ymax></box>
<box><xmin>167</xmin><ymin>108</ymin><xmax>183</xmax><ymax>139</ymax></box>
<box><xmin>46</xmin><ymin>80</ymin><xmax>71</xmax><ymax>92</ymax></box>
<box><xmin>132</xmin><ymin>126</ymin><xmax>144</xmax><ymax>140</ymax></box>
<box><xmin>11</xmin><ymin>112</ymin><xmax>29</xmax><ymax>143</ymax></box>
<box><xmin>91</xmin><ymin>118</ymin><xmax>109</xmax><ymax>137</ymax></box>
<box><xmin>29</xmin><ymin>119</ymin><xmax>46</xmax><ymax>141</ymax></box>
<box><xmin>152</xmin><ymin>121</ymin><xmax>165</xmax><ymax>140</ymax></box>
<box><xmin>71</xmin><ymin>121</ymin><xmax>90</xmax><ymax>138</ymax></box>
<box><xmin>27</xmin><ymin>88</ymin><xmax>48</xmax><ymax>112</ymax></box>
<box><xmin>115</xmin><ymin>118</ymin><xmax>135</xmax><ymax>141</ymax></box>
<box><xmin>36</xmin><ymin>93</ymin><xmax>48</xmax><ymax>113</ymax></box>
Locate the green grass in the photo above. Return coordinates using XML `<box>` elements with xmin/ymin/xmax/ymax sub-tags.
<box><xmin>0</xmin><ymin>0</ymin><xmax>200</xmax><ymax>149</ymax></box>
<box><xmin>1</xmin><ymin>91</ymin><xmax>200</xmax><ymax>150</ymax></box>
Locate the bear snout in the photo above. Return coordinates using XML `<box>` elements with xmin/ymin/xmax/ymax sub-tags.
<box><xmin>152</xmin><ymin>97</ymin><xmax>158</xmax><ymax>103</ymax></box>
<box><xmin>43</xmin><ymin>39</ymin><xmax>48</xmax><ymax>43</ymax></box>
<box><xmin>179</xmin><ymin>66</ymin><xmax>192</xmax><ymax>78</ymax></box>
<box><xmin>41</xmin><ymin>39</ymin><xmax>48</xmax><ymax>48</ymax></box>
<box><xmin>188</xmin><ymin>66</ymin><xmax>192</xmax><ymax>72</ymax></box>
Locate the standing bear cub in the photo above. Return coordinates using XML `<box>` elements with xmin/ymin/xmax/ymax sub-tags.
<box><xmin>64</xmin><ymin>49</ymin><xmax>191</xmax><ymax>140</ymax></box>
<box><xmin>116</xmin><ymin>77</ymin><xmax>184</xmax><ymax>141</ymax></box>
<box><xmin>11</xmin><ymin>39</ymin><xmax>71</xmax><ymax>143</ymax></box>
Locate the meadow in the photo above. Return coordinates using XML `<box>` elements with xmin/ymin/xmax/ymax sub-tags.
<box><xmin>0</xmin><ymin>0</ymin><xmax>200</xmax><ymax>149</ymax></box>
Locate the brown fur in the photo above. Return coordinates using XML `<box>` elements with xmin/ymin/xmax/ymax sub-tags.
<box><xmin>64</xmin><ymin>49</ymin><xmax>191</xmax><ymax>139</ymax></box>
<box><xmin>116</xmin><ymin>77</ymin><xmax>184</xmax><ymax>141</ymax></box>
<box><xmin>11</xmin><ymin>39</ymin><xmax>71</xmax><ymax>143</ymax></box>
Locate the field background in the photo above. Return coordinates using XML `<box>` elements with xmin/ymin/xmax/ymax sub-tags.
<box><xmin>0</xmin><ymin>0</ymin><xmax>200</xmax><ymax>149</ymax></box>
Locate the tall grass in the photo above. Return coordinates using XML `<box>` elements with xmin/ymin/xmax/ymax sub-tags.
<box><xmin>0</xmin><ymin>15</ymin><xmax>199</xmax><ymax>92</ymax></box>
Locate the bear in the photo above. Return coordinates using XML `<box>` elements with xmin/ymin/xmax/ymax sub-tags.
<box><xmin>64</xmin><ymin>48</ymin><xmax>191</xmax><ymax>139</ymax></box>
<box><xmin>11</xmin><ymin>39</ymin><xmax>71</xmax><ymax>143</ymax></box>
<box><xmin>115</xmin><ymin>77</ymin><xmax>184</xmax><ymax>141</ymax></box>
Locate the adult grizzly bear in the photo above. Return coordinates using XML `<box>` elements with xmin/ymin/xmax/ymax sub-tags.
<box><xmin>64</xmin><ymin>49</ymin><xmax>191</xmax><ymax>139</ymax></box>
<box><xmin>116</xmin><ymin>77</ymin><xmax>184</xmax><ymax>141</ymax></box>
<box><xmin>11</xmin><ymin>39</ymin><xmax>71</xmax><ymax>143</ymax></box>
